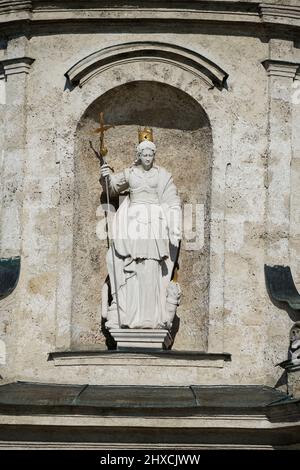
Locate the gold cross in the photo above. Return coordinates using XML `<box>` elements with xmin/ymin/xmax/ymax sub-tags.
<box><xmin>92</xmin><ymin>112</ymin><xmax>114</xmax><ymax>156</ymax></box>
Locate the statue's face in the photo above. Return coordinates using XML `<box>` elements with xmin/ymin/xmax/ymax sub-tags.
<box><xmin>139</xmin><ymin>148</ymin><xmax>155</xmax><ymax>170</ymax></box>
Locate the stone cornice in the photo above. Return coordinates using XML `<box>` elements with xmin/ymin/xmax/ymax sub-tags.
<box><xmin>0</xmin><ymin>56</ymin><xmax>34</xmax><ymax>75</ymax></box>
<box><xmin>0</xmin><ymin>0</ymin><xmax>32</xmax><ymax>21</ymax></box>
<box><xmin>262</xmin><ymin>59</ymin><xmax>300</xmax><ymax>79</ymax></box>
<box><xmin>0</xmin><ymin>1</ymin><xmax>300</xmax><ymax>35</ymax></box>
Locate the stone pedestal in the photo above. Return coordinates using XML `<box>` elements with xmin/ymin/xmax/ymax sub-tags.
<box><xmin>109</xmin><ymin>329</ymin><xmax>172</xmax><ymax>351</ymax></box>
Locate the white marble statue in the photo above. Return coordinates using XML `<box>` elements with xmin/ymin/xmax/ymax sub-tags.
<box><xmin>101</xmin><ymin>136</ymin><xmax>181</xmax><ymax>330</ymax></box>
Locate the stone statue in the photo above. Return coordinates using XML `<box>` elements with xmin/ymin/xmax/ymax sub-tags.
<box><xmin>288</xmin><ymin>323</ymin><xmax>300</xmax><ymax>366</ymax></box>
<box><xmin>101</xmin><ymin>129</ymin><xmax>181</xmax><ymax>331</ymax></box>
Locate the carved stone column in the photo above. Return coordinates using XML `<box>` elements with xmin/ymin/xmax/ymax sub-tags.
<box><xmin>262</xmin><ymin>42</ymin><xmax>300</xmax><ymax>373</ymax></box>
<box><xmin>0</xmin><ymin>43</ymin><xmax>34</xmax><ymax>257</ymax></box>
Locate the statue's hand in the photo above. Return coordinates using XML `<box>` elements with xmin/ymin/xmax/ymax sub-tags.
<box><xmin>100</xmin><ymin>163</ymin><xmax>111</xmax><ymax>179</ymax></box>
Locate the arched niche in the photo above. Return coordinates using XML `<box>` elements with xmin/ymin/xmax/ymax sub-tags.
<box><xmin>71</xmin><ymin>80</ymin><xmax>212</xmax><ymax>351</ymax></box>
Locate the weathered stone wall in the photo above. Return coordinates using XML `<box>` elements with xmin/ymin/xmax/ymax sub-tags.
<box><xmin>0</xmin><ymin>2</ymin><xmax>299</xmax><ymax>387</ymax></box>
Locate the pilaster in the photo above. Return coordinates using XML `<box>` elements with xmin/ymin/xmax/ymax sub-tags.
<box><xmin>289</xmin><ymin>66</ymin><xmax>300</xmax><ymax>284</ymax></box>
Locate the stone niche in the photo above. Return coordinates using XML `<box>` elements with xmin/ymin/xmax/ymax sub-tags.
<box><xmin>72</xmin><ymin>80</ymin><xmax>212</xmax><ymax>351</ymax></box>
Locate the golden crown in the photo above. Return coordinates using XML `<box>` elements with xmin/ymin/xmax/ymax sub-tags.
<box><xmin>138</xmin><ymin>127</ymin><xmax>153</xmax><ymax>143</ymax></box>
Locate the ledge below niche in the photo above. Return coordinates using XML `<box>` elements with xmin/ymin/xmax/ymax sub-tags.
<box><xmin>48</xmin><ymin>350</ymin><xmax>231</xmax><ymax>368</ymax></box>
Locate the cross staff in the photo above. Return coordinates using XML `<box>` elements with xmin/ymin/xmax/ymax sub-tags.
<box><xmin>89</xmin><ymin>112</ymin><xmax>121</xmax><ymax>329</ymax></box>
